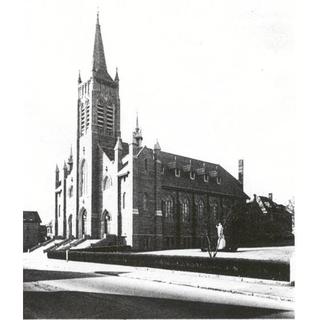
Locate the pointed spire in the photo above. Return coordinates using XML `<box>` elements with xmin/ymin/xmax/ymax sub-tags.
<box><xmin>115</xmin><ymin>67</ymin><xmax>119</xmax><ymax>82</ymax></box>
<box><xmin>133</xmin><ymin>113</ymin><xmax>143</xmax><ymax>147</ymax></box>
<box><xmin>68</xmin><ymin>146</ymin><xmax>73</xmax><ymax>164</ymax></box>
<box><xmin>78</xmin><ymin>70</ymin><xmax>82</xmax><ymax>84</ymax></box>
<box><xmin>135</xmin><ymin>112</ymin><xmax>139</xmax><ymax>130</ymax></box>
<box><xmin>55</xmin><ymin>164</ymin><xmax>59</xmax><ymax>172</ymax></box>
<box><xmin>63</xmin><ymin>161</ymin><xmax>68</xmax><ymax>177</ymax></box>
<box><xmin>92</xmin><ymin>12</ymin><xmax>112</xmax><ymax>81</ymax></box>
<box><xmin>96</xmin><ymin>9</ymin><xmax>100</xmax><ymax>25</ymax></box>
<box><xmin>154</xmin><ymin>139</ymin><xmax>161</xmax><ymax>151</ymax></box>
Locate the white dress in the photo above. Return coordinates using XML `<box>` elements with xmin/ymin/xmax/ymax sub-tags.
<box><xmin>216</xmin><ymin>224</ymin><xmax>226</xmax><ymax>250</ymax></box>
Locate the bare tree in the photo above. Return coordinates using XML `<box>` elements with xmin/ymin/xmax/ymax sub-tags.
<box><xmin>286</xmin><ymin>197</ymin><xmax>295</xmax><ymax>234</ymax></box>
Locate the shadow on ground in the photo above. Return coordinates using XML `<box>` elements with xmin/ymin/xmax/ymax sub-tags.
<box><xmin>94</xmin><ymin>271</ymin><xmax>130</xmax><ymax>276</ymax></box>
<box><xmin>24</xmin><ymin>290</ymin><xmax>294</xmax><ymax>319</ymax></box>
<box><xmin>23</xmin><ymin>269</ymin><xmax>105</xmax><ymax>282</ymax></box>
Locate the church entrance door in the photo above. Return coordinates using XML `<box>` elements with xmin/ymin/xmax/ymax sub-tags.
<box><xmin>68</xmin><ymin>214</ymin><xmax>73</xmax><ymax>238</ymax></box>
<box><xmin>101</xmin><ymin>210</ymin><xmax>111</xmax><ymax>238</ymax></box>
<box><xmin>79</xmin><ymin>208</ymin><xmax>87</xmax><ymax>238</ymax></box>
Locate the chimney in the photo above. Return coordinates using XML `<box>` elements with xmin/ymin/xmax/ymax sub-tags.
<box><xmin>268</xmin><ymin>193</ymin><xmax>273</xmax><ymax>201</ymax></box>
<box><xmin>238</xmin><ymin>159</ymin><xmax>244</xmax><ymax>187</ymax></box>
<box><xmin>253</xmin><ymin>194</ymin><xmax>257</xmax><ymax>202</ymax></box>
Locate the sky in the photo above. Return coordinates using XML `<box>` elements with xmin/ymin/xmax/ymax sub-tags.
<box><xmin>21</xmin><ymin>0</ymin><xmax>295</xmax><ymax>224</ymax></box>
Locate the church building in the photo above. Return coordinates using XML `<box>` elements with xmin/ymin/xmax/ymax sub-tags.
<box><xmin>54</xmin><ymin>14</ymin><xmax>248</xmax><ymax>251</ymax></box>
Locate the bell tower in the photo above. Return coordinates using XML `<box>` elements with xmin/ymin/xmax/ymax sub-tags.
<box><xmin>76</xmin><ymin>12</ymin><xmax>121</xmax><ymax>238</ymax></box>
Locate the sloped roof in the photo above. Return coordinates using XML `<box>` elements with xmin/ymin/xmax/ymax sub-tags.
<box><xmin>23</xmin><ymin>211</ymin><xmax>42</xmax><ymax>223</ymax></box>
<box><xmin>140</xmin><ymin>147</ymin><xmax>248</xmax><ymax>199</ymax></box>
<box><xmin>253</xmin><ymin>196</ymin><xmax>291</xmax><ymax>216</ymax></box>
<box><xmin>99</xmin><ymin>141</ymin><xmax>129</xmax><ymax>162</ymax></box>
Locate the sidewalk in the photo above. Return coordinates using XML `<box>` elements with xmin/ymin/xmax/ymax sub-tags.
<box><xmin>119</xmin><ymin>268</ymin><xmax>294</xmax><ymax>303</ymax></box>
<box><xmin>23</xmin><ymin>251</ymin><xmax>294</xmax><ymax>308</ymax></box>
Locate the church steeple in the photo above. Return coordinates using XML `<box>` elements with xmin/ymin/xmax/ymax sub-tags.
<box><xmin>92</xmin><ymin>11</ymin><xmax>112</xmax><ymax>81</ymax></box>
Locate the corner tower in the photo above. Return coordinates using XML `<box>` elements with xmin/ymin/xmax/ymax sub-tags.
<box><xmin>76</xmin><ymin>13</ymin><xmax>120</xmax><ymax>238</ymax></box>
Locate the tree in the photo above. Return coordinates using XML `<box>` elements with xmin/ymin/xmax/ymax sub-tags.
<box><xmin>205</xmin><ymin>202</ymin><xmax>247</xmax><ymax>258</ymax></box>
<box><xmin>286</xmin><ymin>197</ymin><xmax>295</xmax><ymax>234</ymax></box>
<box><xmin>223</xmin><ymin>202</ymin><xmax>247</xmax><ymax>251</ymax></box>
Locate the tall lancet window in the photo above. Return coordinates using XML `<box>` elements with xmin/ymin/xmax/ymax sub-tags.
<box><xmin>97</xmin><ymin>103</ymin><xmax>105</xmax><ymax>128</ymax></box>
<box><xmin>181</xmin><ymin>198</ymin><xmax>190</xmax><ymax>223</ymax></box>
<box><xmin>197</xmin><ymin>199</ymin><xmax>204</xmax><ymax>220</ymax></box>
<box><xmin>106</xmin><ymin>104</ymin><xmax>114</xmax><ymax>133</ymax></box>
<box><xmin>80</xmin><ymin>159</ymin><xmax>87</xmax><ymax>196</ymax></box>
<box><xmin>122</xmin><ymin>192</ymin><xmax>126</xmax><ymax>209</ymax></box>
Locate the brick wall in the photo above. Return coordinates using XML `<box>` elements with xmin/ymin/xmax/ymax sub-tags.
<box><xmin>130</xmin><ymin>147</ymin><xmax>246</xmax><ymax>251</ymax></box>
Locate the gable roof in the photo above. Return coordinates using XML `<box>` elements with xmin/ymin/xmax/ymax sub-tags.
<box><xmin>98</xmin><ymin>141</ymin><xmax>129</xmax><ymax>162</ymax></box>
<box><xmin>252</xmin><ymin>196</ymin><xmax>291</xmax><ymax>216</ymax></box>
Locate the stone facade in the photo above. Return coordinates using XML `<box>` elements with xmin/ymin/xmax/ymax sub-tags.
<box><xmin>54</xmin><ymin>14</ymin><xmax>248</xmax><ymax>251</ymax></box>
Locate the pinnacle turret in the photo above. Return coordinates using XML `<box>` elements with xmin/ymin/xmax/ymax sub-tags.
<box><xmin>154</xmin><ymin>139</ymin><xmax>161</xmax><ymax>151</ymax></box>
<box><xmin>78</xmin><ymin>71</ymin><xmax>82</xmax><ymax>84</ymax></box>
<box><xmin>133</xmin><ymin>113</ymin><xmax>143</xmax><ymax>147</ymax></box>
<box><xmin>115</xmin><ymin>67</ymin><xmax>119</xmax><ymax>82</ymax></box>
<box><xmin>68</xmin><ymin>146</ymin><xmax>73</xmax><ymax>164</ymax></box>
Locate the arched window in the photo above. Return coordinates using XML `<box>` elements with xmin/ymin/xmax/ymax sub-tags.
<box><xmin>68</xmin><ymin>214</ymin><xmax>73</xmax><ymax>238</ymax></box>
<box><xmin>68</xmin><ymin>185</ymin><xmax>73</xmax><ymax>198</ymax></box>
<box><xmin>80</xmin><ymin>159</ymin><xmax>87</xmax><ymax>196</ymax></box>
<box><xmin>143</xmin><ymin>193</ymin><xmax>148</xmax><ymax>211</ymax></box>
<box><xmin>212</xmin><ymin>202</ymin><xmax>218</xmax><ymax>222</ymax></box>
<box><xmin>164</xmin><ymin>196</ymin><xmax>174</xmax><ymax>221</ymax></box>
<box><xmin>82</xmin><ymin>210</ymin><xmax>87</xmax><ymax>235</ymax></box>
<box><xmin>123</xmin><ymin>192</ymin><xmax>126</xmax><ymax>209</ymax></box>
<box><xmin>101</xmin><ymin>210</ymin><xmax>111</xmax><ymax>236</ymax></box>
<box><xmin>144</xmin><ymin>159</ymin><xmax>148</xmax><ymax>171</ymax></box>
<box><xmin>103</xmin><ymin>175</ymin><xmax>112</xmax><ymax>191</ymax></box>
<box><xmin>181</xmin><ymin>198</ymin><xmax>190</xmax><ymax>223</ymax></box>
<box><xmin>198</xmin><ymin>199</ymin><xmax>204</xmax><ymax>220</ymax></box>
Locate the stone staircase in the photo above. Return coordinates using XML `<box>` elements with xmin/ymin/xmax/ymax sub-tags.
<box><xmin>44</xmin><ymin>238</ymin><xmax>72</xmax><ymax>253</ymax></box>
<box><xmin>56</xmin><ymin>238</ymin><xmax>78</xmax><ymax>251</ymax></box>
<box><xmin>63</xmin><ymin>237</ymin><xmax>87</xmax><ymax>251</ymax></box>
<box><xmin>91</xmin><ymin>235</ymin><xmax>126</xmax><ymax>248</ymax></box>
<box><xmin>71</xmin><ymin>239</ymin><xmax>101</xmax><ymax>250</ymax></box>
<box><xmin>29</xmin><ymin>238</ymin><xmax>55</xmax><ymax>253</ymax></box>
<box><xmin>43</xmin><ymin>235</ymin><xmax>128</xmax><ymax>253</ymax></box>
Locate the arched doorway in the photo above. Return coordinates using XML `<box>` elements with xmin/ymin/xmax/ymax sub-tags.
<box><xmin>78</xmin><ymin>208</ymin><xmax>87</xmax><ymax>238</ymax></box>
<box><xmin>100</xmin><ymin>210</ymin><xmax>111</xmax><ymax>238</ymax></box>
<box><xmin>68</xmin><ymin>214</ymin><xmax>73</xmax><ymax>239</ymax></box>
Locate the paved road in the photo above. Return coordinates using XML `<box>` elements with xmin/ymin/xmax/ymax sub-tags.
<box><xmin>24</xmin><ymin>269</ymin><xmax>294</xmax><ymax>319</ymax></box>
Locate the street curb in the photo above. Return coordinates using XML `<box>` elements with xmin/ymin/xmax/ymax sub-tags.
<box><xmin>119</xmin><ymin>273</ymin><xmax>295</xmax><ymax>303</ymax></box>
<box><xmin>128</xmin><ymin>266</ymin><xmax>292</xmax><ymax>287</ymax></box>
